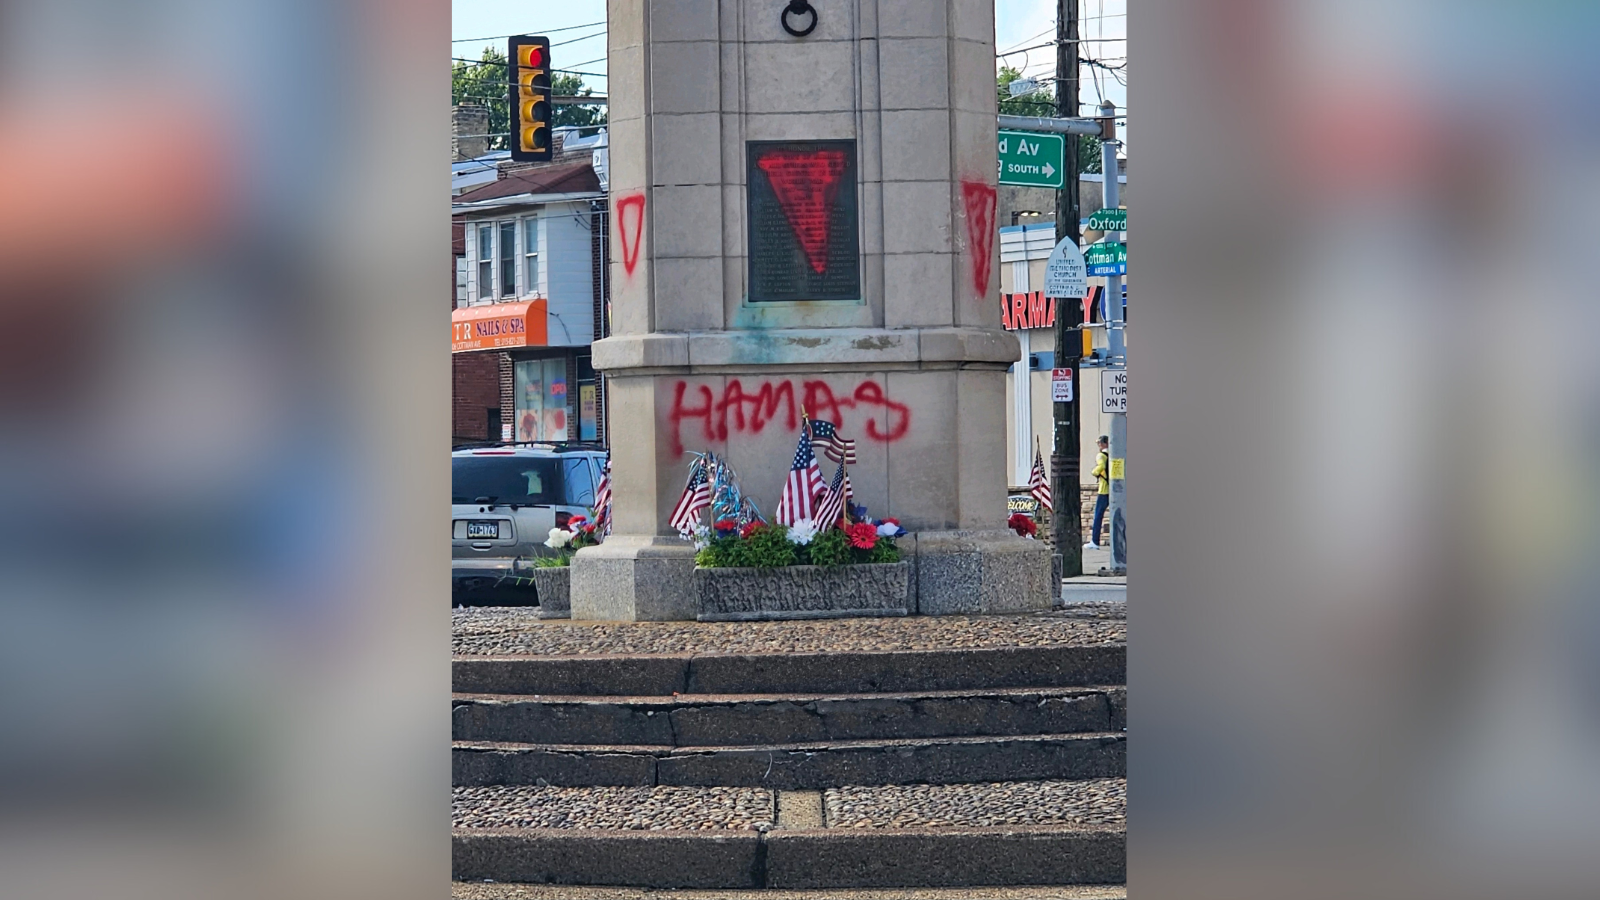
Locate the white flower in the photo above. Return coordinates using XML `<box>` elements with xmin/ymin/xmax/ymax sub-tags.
<box><xmin>691</xmin><ymin>523</ymin><xmax>712</xmax><ymax>550</ymax></box>
<box><xmin>877</xmin><ymin>523</ymin><xmax>901</xmax><ymax>537</ymax></box>
<box><xmin>544</xmin><ymin>527</ymin><xmax>574</xmax><ymax>549</ymax></box>
<box><xmin>787</xmin><ymin>519</ymin><xmax>819</xmax><ymax>546</ymax></box>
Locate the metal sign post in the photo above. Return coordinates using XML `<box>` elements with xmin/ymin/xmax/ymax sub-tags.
<box><xmin>1098</xmin><ymin>101</ymin><xmax>1127</xmax><ymax>575</ymax></box>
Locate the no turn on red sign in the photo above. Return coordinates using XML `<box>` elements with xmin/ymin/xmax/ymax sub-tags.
<box><xmin>1102</xmin><ymin>370</ymin><xmax>1127</xmax><ymax>413</ymax></box>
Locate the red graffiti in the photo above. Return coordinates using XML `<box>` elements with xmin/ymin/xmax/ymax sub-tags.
<box><xmin>666</xmin><ymin>378</ymin><xmax>911</xmax><ymax>456</ymax></box>
<box><xmin>756</xmin><ymin>149</ymin><xmax>849</xmax><ymax>274</ymax></box>
<box><xmin>961</xmin><ymin>180</ymin><xmax>997</xmax><ymax>299</ymax></box>
<box><xmin>616</xmin><ymin>192</ymin><xmax>645</xmax><ymax>277</ymax></box>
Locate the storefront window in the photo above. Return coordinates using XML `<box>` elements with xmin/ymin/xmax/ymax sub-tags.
<box><xmin>577</xmin><ymin>355</ymin><xmax>598</xmax><ymax>441</ymax></box>
<box><xmin>515</xmin><ymin>358</ymin><xmax>570</xmax><ymax>442</ymax></box>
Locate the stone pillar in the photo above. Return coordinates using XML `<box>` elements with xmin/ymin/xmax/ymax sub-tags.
<box><xmin>570</xmin><ymin>0</ymin><xmax>1051</xmax><ymax>620</ymax></box>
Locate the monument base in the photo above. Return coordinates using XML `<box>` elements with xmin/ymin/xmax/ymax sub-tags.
<box><xmin>913</xmin><ymin>530</ymin><xmax>1054</xmax><ymax>616</ymax></box>
<box><xmin>571</xmin><ymin>531</ymin><xmax>1051</xmax><ymax>621</ymax></box>
<box><xmin>569</xmin><ymin>536</ymin><xmax>698</xmax><ymax>622</ymax></box>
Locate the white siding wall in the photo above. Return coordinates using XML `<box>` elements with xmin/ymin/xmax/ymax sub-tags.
<box><xmin>542</xmin><ymin>202</ymin><xmax>595</xmax><ymax>347</ymax></box>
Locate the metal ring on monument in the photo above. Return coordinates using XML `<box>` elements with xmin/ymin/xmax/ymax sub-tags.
<box><xmin>781</xmin><ymin>0</ymin><xmax>818</xmax><ymax>37</ymax></box>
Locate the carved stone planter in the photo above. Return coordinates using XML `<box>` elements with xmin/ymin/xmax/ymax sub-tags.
<box><xmin>694</xmin><ymin>562</ymin><xmax>911</xmax><ymax>622</ymax></box>
<box><xmin>530</xmin><ymin>566</ymin><xmax>571</xmax><ymax>619</ymax></box>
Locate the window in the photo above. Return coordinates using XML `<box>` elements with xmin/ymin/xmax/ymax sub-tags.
<box><xmin>476</xmin><ymin>224</ymin><xmax>492</xmax><ymax>303</ymax></box>
<box><xmin>498</xmin><ymin>221</ymin><xmax>517</xmax><ymax>298</ymax></box>
<box><xmin>452</xmin><ymin>456</ymin><xmax>563</xmax><ymax>506</ymax></box>
<box><xmin>523</xmin><ymin>217</ymin><xmax>539</xmax><ymax>296</ymax></box>
<box><xmin>513</xmin><ymin>358</ymin><xmax>570</xmax><ymax>442</ymax></box>
<box><xmin>455</xmin><ymin>256</ymin><xmax>468</xmax><ymax>306</ymax></box>
<box><xmin>562</xmin><ymin>457</ymin><xmax>595</xmax><ymax>507</ymax></box>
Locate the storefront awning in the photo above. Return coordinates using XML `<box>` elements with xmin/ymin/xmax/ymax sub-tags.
<box><xmin>452</xmin><ymin>299</ymin><xmax>548</xmax><ymax>352</ymax></box>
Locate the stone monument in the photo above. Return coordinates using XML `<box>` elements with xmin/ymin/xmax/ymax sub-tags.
<box><xmin>570</xmin><ymin>0</ymin><xmax>1052</xmax><ymax>620</ymax></box>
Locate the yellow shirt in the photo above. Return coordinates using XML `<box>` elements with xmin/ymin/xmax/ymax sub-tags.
<box><xmin>1092</xmin><ymin>450</ymin><xmax>1110</xmax><ymax>495</ymax></box>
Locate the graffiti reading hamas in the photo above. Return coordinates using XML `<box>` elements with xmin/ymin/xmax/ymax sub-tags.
<box><xmin>667</xmin><ymin>379</ymin><xmax>911</xmax><ymax>456</ymax></box>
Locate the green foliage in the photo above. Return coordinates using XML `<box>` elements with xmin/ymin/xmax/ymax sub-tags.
<box><xmin>805</xmin><ymin>528</ymin><xmax>853</xmax><ymax>568</ymax></box>
<box><xmin>532</xmin><ymin>554</ymin><xmax>569</xmax><ymax>568</ymax></box>
<box><xmin>452</xmin><ymin>48</ymin><xmax>608</xmax><ymax>152</ymax></box>
<box><xmin>864</xmin><ymin>536</ymin><xmax>902</xmax><ymax>564</ymax></box>
<box><xmin>696</xmin><ymin>525</ymin><xmax>799</xmax><ymax>569</ymax></box>
<box><xmin>996</xmin><ymin>66</ymin><xmax>1101</xmax><ymax>174</ymax></box>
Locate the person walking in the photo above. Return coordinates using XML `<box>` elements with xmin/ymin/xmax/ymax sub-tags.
<box><xmin>1085</xmin><ymin>435</ymin><xmax>1110</xmax><ymax>550</ymax></box>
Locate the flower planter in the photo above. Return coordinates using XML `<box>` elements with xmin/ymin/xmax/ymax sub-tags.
<box><xmin>693</xmin><ymin>562</ymin><xmax>911</xmax><ymax>622</ymax></box>
<box><xmin>530</xmin><ymin>566</ymin><xmax>571</xmax><ymax>619</ymax></box>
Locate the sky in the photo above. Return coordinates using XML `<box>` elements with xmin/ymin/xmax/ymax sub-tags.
<box><xmin>452</xmin><ymin>0</ymin><xmax>1126</xmax><ymax>129</ymax></box>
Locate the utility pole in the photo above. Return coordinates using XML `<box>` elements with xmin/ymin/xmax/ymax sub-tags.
<box><xmin>1051</xmin><ymin>0</ymin><xmax>1084</xmax><ymax>578</ymax></box>
<box><xmin>1098</xmin><ymin>99</ymin><xmax>1127</xmax><ymax>575</ymax></box>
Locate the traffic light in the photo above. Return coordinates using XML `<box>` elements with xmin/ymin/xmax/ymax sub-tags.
<box><xmin>509</xmin><ymin>36</ymin><xmax>552</xmax><ymax>162</ymax></box>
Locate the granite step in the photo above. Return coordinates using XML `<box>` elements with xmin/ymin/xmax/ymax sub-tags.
<box><xmin>452</xmin><ymin>886</ymin><xmax>1126</xmax><ymax>899</ymax></box>
<box><xmin>453</xmin><ymin>686</ymin><xmax>1126</xmax><ymax>746</ymax></box>
<box><xmin>452</xmin><ymin>780</ymin><xmax>1126</xmax><ymax>890</ymax></box>
<box><xmin>454</xmin><ymin>732</ymin><xmax>1126</xmax><ymax>789</ymax></box>
<box><xmin>453</xmin><ymin>644</ymin><xmax>1125</xmax><ymax>697</ymax></box>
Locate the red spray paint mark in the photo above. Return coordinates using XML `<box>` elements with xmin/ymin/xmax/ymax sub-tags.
<box><xmin>960</xmin><ymin>180</ymin><xmax>997</xmax><ymax>299</ymax></box>
<box><xmin>667</xmin><ymin>378</ymin><xmax>911</xmax><ymax>457</ymax></box>
<box><xmin>756</xmin><ymin>149</ymin><xmax>849</xmax><ymax>274</ymax></box>
<box><xmin>616</xmin><ymin>192</ymin><xmax>645</xmax><ymax>277</ymax></box>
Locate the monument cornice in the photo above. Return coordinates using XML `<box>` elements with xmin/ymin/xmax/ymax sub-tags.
<box><xmin>591</xmin><ymin>327</ymin><xmax>1020</xmax><ymax>375</ymax></box>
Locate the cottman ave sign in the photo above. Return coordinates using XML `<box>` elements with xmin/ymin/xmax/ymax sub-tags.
<box><xmin>997</xmin><ymin>130</ymin><xmax>1065</xmax><ymax>189</ymax></box>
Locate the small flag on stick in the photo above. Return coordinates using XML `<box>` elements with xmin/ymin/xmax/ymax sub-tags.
<box><xmin>1029</xmin><ymin>440</ymin><xmax>1053</xmax><ymax>512</ymax></box>
<box><xmin>669</xmin><ymin>456</ymin><xmax>712</xmax><ymax>535</ymax></box>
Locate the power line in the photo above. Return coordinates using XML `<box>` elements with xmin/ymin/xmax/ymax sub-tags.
<box><xmin>452</xmin><ymin>20</ymin><xmax>605</xmax><ymax>43</ymax></box>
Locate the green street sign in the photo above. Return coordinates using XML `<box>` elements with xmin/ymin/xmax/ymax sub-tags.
<box><xmin>997</xmin><ymin>130</ymin><xmax>1065</xmax><ymax>188</ymax></box>
<box><xmin>1085</xmin><ymin>207</ymin><xmax>1126</xmax><ymax>232</ymax></box>
<box><xmin>1085</xmin><ymin>241</ymin><xmax>1127</xmax><ymax>276</ymax></box>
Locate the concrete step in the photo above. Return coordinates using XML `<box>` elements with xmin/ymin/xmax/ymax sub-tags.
<box><xmin>453</xmin><ymin>780</ymin><xmax>1124</xmax><ymax>890</ymax></box>
<box><xmin>454</xmin><ymin>732</ymin><xmax>1125</xmax><ymax>789</ymax></box>
<box><xmin>454</xmin><ymin>826</ymin><xmax>1124</xmax><ymax>890</ymax></box>
<box><xmin>452</xmin><ymin>885</ymin><xmax>1127</xmax><ymax>899</ymax></box>
<box><xmin>453</xmin><ymin>645</ymin><xmax>1125</xmax><ymax>697</ymax></box>
<box><xmin>453</xmin><ymin>686</ymin><xmax>1126</xmax><ymax>747</ymax></box>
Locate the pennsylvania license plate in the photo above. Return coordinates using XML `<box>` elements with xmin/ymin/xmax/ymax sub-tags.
<box><xmin>466</xmin><ymin>521</ymin><xmax>500</xmax><ymax>539</ymax></box>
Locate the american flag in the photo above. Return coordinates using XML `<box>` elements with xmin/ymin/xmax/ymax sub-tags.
<box><xmin>1029</xmin><ymin>442</ymin><xmax>1053</xmax><ymax>512</ymax></box>
<box><xmin>593</xmin><ymin>456</ymin><xmax>612</xmax><ymax>535</ymax></box>
<box><xmin>669</xmin><ymin>457</ymin><xmax>711</xmax><ymax>535</ymax></box>
<box><xmin>813</xmin><ymin>459</ymin><xmax>853</xmax><ymax>530</ymax></box>
<box><xmin>774</xmin><ymin>425</ymin><xmax>825</xmax><ymax>525</ymax></box>
<box><xmin>807</xmin><ymin>418</ymin><xmax>857</xmax><ymax>464</ymax></box>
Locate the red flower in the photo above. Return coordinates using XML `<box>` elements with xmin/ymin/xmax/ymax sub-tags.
<box><xmin>739</xmin><ymin>521</ymin><xmax>762</xmax><ymax>539</ymax></box>
<box><xmin>714</xmin><ymin>518</ymin><xmax>738</xmax><ymax>533</ymax></box>
<box><xmin>847</xmin><ymin>521</ymin><xmax>878</xmax><ymax>549</ymax></box>
<box><xmin>1007</xmin><ymin>513</ymin><xmax>1037</xmax><ymax>537</ymax></box>
<box><xmin>568</xmin><ymin>514</ymin><xmax>588</xmax><ymax>526</ymax></box>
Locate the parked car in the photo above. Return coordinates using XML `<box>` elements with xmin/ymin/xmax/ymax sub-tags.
<box><xmin>452</xmin><ymin>442</ymin><xmax>606</xmax><ymax>606</ymax></box>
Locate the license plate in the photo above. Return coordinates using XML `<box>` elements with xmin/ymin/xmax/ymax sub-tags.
<box><xmin>466</xmin><ymin>521</ymin><xmax>500</xmax><ymax>539</ymax></box>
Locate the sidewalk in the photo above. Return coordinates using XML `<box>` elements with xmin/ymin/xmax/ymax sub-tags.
<box><xmin>1059</xmin><ymin>543</ymin><xmax>1125</xmax><ymax>609</ymax></box>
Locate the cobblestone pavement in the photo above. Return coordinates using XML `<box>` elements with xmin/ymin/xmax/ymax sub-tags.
<box><xmin>1051</xmin><ymin>599</ymin><xmax>1126</xmax><ymax>620</ymax></box>
<box><xmin>453</xmin><ymin>609</ymin><xmax>1125</xmax><ymax>657</ymax></box>
<box><xmin>453</xmin><ymin>785</ymin><xmax>776</xmax><ymax>831</ymax></box>
<box><xmin>823</xmin><ymin>779</ymin><xmax>1125</xmax><ymax>829</ymax></box>
<box><xmin>452</xmin><ymin>885</ymin><xmax>1127</xmax><ymax>899</ymax></box>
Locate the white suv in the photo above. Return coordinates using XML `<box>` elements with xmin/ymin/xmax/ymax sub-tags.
<box><xmin>451</xmin><ymin>443</ymin><xmax>606</xmax><ymax>605</ymax></box>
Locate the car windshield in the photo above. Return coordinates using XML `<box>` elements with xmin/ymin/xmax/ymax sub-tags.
<box><xmin>453</xmin><ymin>455</ymin><xmax>563</xmax><ymax>506</ymax></box>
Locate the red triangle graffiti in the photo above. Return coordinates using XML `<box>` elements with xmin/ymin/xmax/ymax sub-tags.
<box><xmin>962</xmin><ymin>181</ymin><xmax>997</xmax><ymax>298</ymax></box>
<box><xmin>756</xmin><ymin>149</ymin><xmax>849</xmax><ymax>274</ymax></box>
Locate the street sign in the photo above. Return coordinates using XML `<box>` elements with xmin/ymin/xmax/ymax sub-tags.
<box><xmin>1051</xmin><ymin>368</ymin><xmax>1074</xmax><ymax>402</ymax></box>
<box><xmin>1043</xmin><ymin>236</ymin><xmax>1088</xmax><ymax>298</ymax></box>
<box><xmin>1085</xmin><ymin>208</ymin><xmax>1126</xmax><ymax>232</ymax></box>
<box><xmin>1102</xmin><ymin>370</ymin><xmax>1127</xmax><ymax>413</ymax></box>
<box><xmin>997</xmin><ymin>130</ymin><xmax>1065</xmax><ymax>188</ymax></box>
<box><xmin>1085</xmin><ymin>242</ymin><xmax>1127</xmax><ymax>276</ymax></box>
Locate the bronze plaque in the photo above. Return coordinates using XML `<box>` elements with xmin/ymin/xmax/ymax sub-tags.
<box><xmin>746</xmin><ymin>140</ymin><xmax>860</xmax><ymax>302</ymax></box>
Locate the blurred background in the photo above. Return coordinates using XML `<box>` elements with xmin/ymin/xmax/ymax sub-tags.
<box><xmin>1</xmin><ymin>0</ymin><xmax>1597</xmax><ymax>897</ymax></box>
<box><xmin>1136</xmin><ymin>0</ymin><xmax>1600</xmax><ymax>897</ymax></box>
<box><xmin>0</xmin><ymin>1</ymin><xmax>444</xmax><ymax>898</ymax></box>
